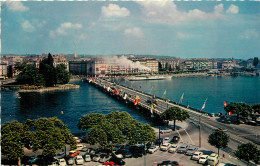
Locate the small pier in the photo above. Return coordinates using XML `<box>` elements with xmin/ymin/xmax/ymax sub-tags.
<box><xmin>87</xmin><ymin>78</ymin><xmax>207</xmax><ymax>118</ymax></box>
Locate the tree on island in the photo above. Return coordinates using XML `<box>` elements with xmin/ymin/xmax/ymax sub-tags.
<box><xmin>160</xmin><ymin>107</ymin><xmax>190</xmax><ymax>131</ymax></box>
<box><xmin>15</xmin><ymin>53</ymin><xmax>70</xmax><ymax>87</ymax></box>
<box><xmin>234</xmin><ymin>142</ymin><xmax>260</xmax><ymax>165</ymax></box>
<box><xmin>16</xmin><ymin>64</ymin><xmax>45</xmax><ymax>86</ymax></box>
<box><xmin>1</xmin><ymin>117</ymin><xmax>76</xmax><ymax>165</ymax></box>
<box><xmin>39</xmin><ymin>53</ymin><xmax>57</xmax><ymax>87</ymax></box>
<box><xmin>208</xmin><ymin>128</ymin><xmax>230</xmax><ymax>155</ymax></box>
<box><xmin>224</xmin><ymin>102</ymin><xmax>253</xmax><ymax>120</ymax></box>
<box><xmin>56</xmin><ymin>64</ymin><xmax>71</xmax><ymax>84</ymax></box>
<box><xmin>77</xmin><ymin>111</ymin><xmax>156</xmax><ymax>152</ymax></box>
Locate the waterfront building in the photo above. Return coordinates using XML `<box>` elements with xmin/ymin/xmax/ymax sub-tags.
<box><xmin>0</xmin><ymin>61</ymin><xmax>8</xmax><ymax>79</ymax></box>
<box><xmin>158</xmin><ymin>58</ymin><xmax>181</xmax><ymax>71</ymax></box>
<box><xmin>129</xmin><ymin>57</ymin><xmax>159</xmax><ymax>73</ymax></box>
<box><xmin>181</xmin><ymin>59</ymin><xmax>215</xmax><ymax>71</ymax></box>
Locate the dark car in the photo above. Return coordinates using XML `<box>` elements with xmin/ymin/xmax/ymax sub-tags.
<box><xmin>111</xmin><ymin>153</ymin><xmax>125</xmax><ymax>165</ymax></box>
<box><xmin>157</xmin><ymin>160</ymin><xmax>179</xmax><ymax>166</ymax></box>
<box><xmin>155</xmin><ymin>138</ymin><xmax>163</xmax><ymax>146</ymax></box>
<box><xmin>170</xmin><ymin>136</ymin><xmax>180</xmax><ymax>144</ymax></box>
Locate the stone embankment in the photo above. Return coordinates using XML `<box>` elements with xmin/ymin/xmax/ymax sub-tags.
<box><xmin>18</xmin><ymin>84</ymin><xmax>80</xmax><ymax>93</ymax></box>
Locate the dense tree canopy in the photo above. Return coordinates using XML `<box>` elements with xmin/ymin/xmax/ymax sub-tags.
<box><xmin>78</xmin><ymin>111</ymin><xmax>156</xmax><ymax>151</ymax></box>
<box><xmin>15</xmin><ymin>53</ymin><xmax>70</xmax><ymax>87</ymax></box>
<box><xmin>224</xmin><ymin>102</ymin><xmax>253</xmax><ymax>118</ymax></box>
<box><xmin>1</xmin><ymin>117</ymin><xmax>76</xmax><ymax>165</ymax></box>
<box><xmin>252</xmin><ymin>104</ymin><xmax>260</xmax><ymax>114</ymax></box>
<box><xmin>1</xmin><ymin>121</ymin><xmax>31</xmax><ymax>165</ymax></box>
<box><xmin>16</xmin><ymin>64</ymin><xmax>45</xmax><ymax>86</ymax></box>
<box><xmin>208</xmin><ymin>128</ymin><xmax>230</xmax><ymax>155</ymax></box>
<box><xmin>160</xmin><ymin>107</ymin><xmax>190</xmax><ymax>131</ymax></box>
<box><xmin>234</xmin><ymin>143</ymin><xmax>259</xmax><ymax>164</ymax></box>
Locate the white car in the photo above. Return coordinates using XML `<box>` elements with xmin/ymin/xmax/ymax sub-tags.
<box><xmin>147</xmin><ymin>145</ymin><xmax>160</xmax><ymax>153</ymax></box>
<box><xmin>75</xmin><ymin>155</ymin><xmax>84</xmax><ymax>165</ymax></box>
<box><xmin>58</xmin><ymin>158</ymin><xmax>66</xmax><ymax>166</ymax></box>
<box><xmin>191</xmin><ymin>151</ymin><xmax>203</xmax><ymax>160</ymax></box>
<box><xmin>84</xmin><ymin>154</ymin><xmax>91</xmax><ymax>162</ymax></box>
<box><xmin>66</xmin><ymin>157</ymin><xmax>74</xmax><ymax>165</ymax></box>
<box><xmin>164</xmin><ymin>137</ymin><xmax>171</xmax><ymax>143</ymax></box>
<box><xmin>198</xmin><ymin>155</ymin><xmax>209</xmax><ymax>164</ymax></box>
<box><xmin>73</xmin><ymin>137</ymin><xmax>81</xmax><ymax>143</ymax></box>
<box><xmin>54</xmin><ymin>152</ymin><xmax>65</xmax><ymax>160</ymax></box>
<box><xmin>168</xmin><ymin>144</ymin><xmax>178</xmax><ymax>153</ymax></box>
<box><xmin>160</xmin><ymin>143</ymin><xmax>171</xmax><ymax>151</ymax></box>
<box><xmin>76</xmin><ymin>144</ymin><xmax>84</xmax><ymax>150</ymax></box>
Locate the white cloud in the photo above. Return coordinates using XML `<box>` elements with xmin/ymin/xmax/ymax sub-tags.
<box><xmin>124</xmin><ymin>27</ymin><xmax>143</xmax><ymax>38</ymax></box>
<box><xmin>226</xmin><ymin>4</ymin><xmax>239</xmax><ymax>14</ymax></box>
<box><xmin>49</xmin><ymin>30</ymin><xmax>55</xmax><ymax>38</ymax></box>
<box><xmin>6</xmin><ymin>1</ymin><xmax>29</xmax><ymax>12</ymax></box>
<box><xmin>55</xmin><ymin>22</ymin><xmax>82</xmax><ymax>35</ymax></box>
<box><xmin>102</xmin><ymin>4</ymin><xmax>130</xmax><ymax>18</ymax></box>
<box><xmin>137</xmin><ymin>1</ymin><xmax>227</xmax><ymax>25</ymax></box>
<box><xmin>21</xmin><ymin>20</ymin><xmax>35</xmax><ymax>32</ymax></box>
<box><xmin>240</xmin><ymin>29</ymin><xmax>259</xmax><ymax>39</ymax></box>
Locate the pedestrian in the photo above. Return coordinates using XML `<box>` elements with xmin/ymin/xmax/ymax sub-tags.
<box><xmin>223</xmin><ymin>154</ymin><xmax>225</xmax><ymax>158</ymax></box>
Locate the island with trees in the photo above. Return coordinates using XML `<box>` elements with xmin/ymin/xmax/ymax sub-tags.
<box><xmin>14</xmin><ymin>53</ymin><xmax>79</xmax><ymax>92</ymax></box>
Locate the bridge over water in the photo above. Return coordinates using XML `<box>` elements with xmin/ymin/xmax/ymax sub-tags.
<box><xmin>87</xmin><ymin>77</ymin><xmax>260</xmax><ymax>150</ymax></box>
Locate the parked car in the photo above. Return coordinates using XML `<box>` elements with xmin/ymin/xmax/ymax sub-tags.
<box><xmin>66</xmin><ymin>157</ymin><xmax>74</xmax><ymax>165</ymax></box>
<box><xmin>164</xmin><ymin>137</ymin><xmax>171</xmax><ymax>143</ymax></box>
<box><xmin>148</xmin><ymin>145</ymin><xmax>160</xmax><ymax>153</ymax></box>
<box><xmin>75</xmin><ymin>155</ymin><xmax>84</xmax><ymax>165</ymax></box>
<box><xmin>103</xmin><ymin>161</ymin><xmax>116</xmax><ymax>165</ymax></box>
<box><xmin>73</xmin><ymin>137</ymin><xmax>81</xmax><ymax>143</ymax></box>
<box><xmin>120</xmin><ymin>149</ymin><xmax>132</xmax><ymax>158</ymax></box>
<box><xmin>155</xmin><ymin>138</ymin><xmax>163</xmax><ymax>146</ymax></box>
<box><xmin>160</xmin><ymin>143</ymin><xmax>171</xmax><ymax>151</ymax></box>
<box><xmin>27</xmin><ymin>156</ymin><xmax>39</xmax><ymax>164</ymax></box>
<box><xmin>99</xmin><ymin>155</ymin><xmax>111</xmax><ymax>163</ymax></box>
<box><xmin>84</xmin><ymin>154</ymin><xmax>91</xmax><ymax>162</ymax></box>
<box><xmin>198</xmin><ymin>155</ymin><xmax>209</xmax><ymax>164</ymax></box>
<box><xmin>168</xmin><ymin>144</ymin><xmax>178</xmax><ymax>153</ymax></box>
<box><xmin>81</xmin><ymin>147</ymin><xmax>88</xmax><ymax>152</ymax></box>
<box><xmin>206</xmin><ymin>153</ymin><xmax>219</xmax><ymax>166</ymax></box>
<box><xmin>67</xmin><ymin>150</ymin><xmax>79</xmax><ymax>158</ymax></box>
<box><xmin>93</xmin><ymin>154</ymin><xmax>101</xmax><ymax>162</ymax></box>
<box><xmin>246</xmin><ymin>120</ymin><xmax>258</xmax><ymax>126</ymax></box>
<box><xmin>170</xmin><ymin>136</ymin><xmax>180</xmax><ymax>144</ymax></box>
<box><xmin>177</xmin><ymin>144</ymin><xmax>189</xmax><ymax>153</ymax></box>
<box><xmin>76</xmin><ymin>144</ymin><xmax>84</xmax><ymax>151</ymax></box>
<box><xmin>191</xmin><ymin>151</ymin><xmax>203</xmax><ymax>161</ymax></box>
<box><xmin>185</xmin><ymin>145</ymin><xmax>198</xmax><ymax>156</ymax></box>
<box><xmin>160</xmin><ymin>128</ymin><xmax>172</xmax><ymax>134</ymax></box>
<box><xmin>111</xmin><ymin>153</ymin><xmax>125</xmax><ymax>165</ymax></box>
<box><xmin>58</xmin><ymin>158</ymin><xmax>67</xmax><ymax>166</ymax></box>
<box><xmin>54</xmin><ymin>152</ymin><xmax>65</xmax><ymax>160</ymax></box>
<box><xmin>47</xmin><ymin>160</ymin><xmax>58</xmax><ymax>166</ymax></box>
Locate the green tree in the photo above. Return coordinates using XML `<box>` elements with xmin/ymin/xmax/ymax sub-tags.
<box><xmin>208</xmin><ymin>128</ymin><xmax>230</xmax><ymax>155</ymax></box>
<box><xmin>16</xmin><ymin>64</ymin><xmax>45</xmax><ymax>86</ymax></box>
<box><xmin>252</xmin><ymin>104</ymin><xmax>260</xmax><ymax>114</ymax></box>
<box><xmin>39</xmin><ymin>53</ymin><xmax>57</xmax><ymax>87</ymax></box>
<box><xmin>158</xmin><ymin>62</ymin><xmax>163</xmax><ymax>71</ymax></box>
<box><xmin>30</xmin><ymin>117</ymin><xmax>76</xmax><ymax>158</ymax></box>
<box><xmin>14</xmin><ymin>62</ymin><xmax>28</xmax><ymax>72</ymax></box>
<box><xmin>160</xmin><ymin>107</ymin><xmax>190</xmax><ymax>131</ymax></box>
<box><xmin>1</xmin><ymin>121</ymin><xmax>31</xmax><ymax>165</ymax></box>
<box><xmin>224</xmin><ymin>102</ymin><xmax>253</xmax><ymax>120</ymax></box>
<box><xmin>253</xmin><ymin>57</ymin><xmax>259</xmax><ymax>67</ymax></box>
<box><xmin>234</xmin><ymin>143</ymin><xmax>259</xmax><ymax>165</ymax></box>
<box><xmin>78</xmin><ymin>111</ymin><xmax>156</xmax><ymax>151</ymax></box>
<box><xmin>56</xmin><ymin>64</ymin><xmax>71</xmax><ymax>84</ymax></box>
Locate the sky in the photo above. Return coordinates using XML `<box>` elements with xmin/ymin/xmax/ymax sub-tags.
<box><xmin>1</xmin><ymin>0</ymin><xmax>260</xmax><ymax>59</ymax></box>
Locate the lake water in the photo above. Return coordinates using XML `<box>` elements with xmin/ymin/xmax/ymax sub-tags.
<box><xmin>1</xmin><ymin>76</ymin><xmax>259</xmax><ymax>133</ymax></box>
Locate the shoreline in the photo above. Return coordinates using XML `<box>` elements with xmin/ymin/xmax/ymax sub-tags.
<box><xmin>18</xmin><ymin>84</ymin><xmax>80</xmax><ymax>93</ymax></box>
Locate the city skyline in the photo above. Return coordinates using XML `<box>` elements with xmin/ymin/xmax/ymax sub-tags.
<box><xmin>1</xmin><ymin>1</ymin><xmax>260</xmax><ymax>59</ymax></box>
